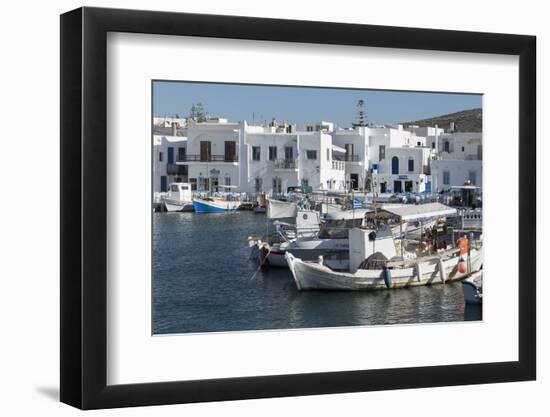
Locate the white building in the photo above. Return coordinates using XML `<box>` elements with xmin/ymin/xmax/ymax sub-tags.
<box><xmin>182</xmin><ymin>119</ymin><xmax>242</xmax><ymax>192</ymax></box>
<box><xmin>434</xmin><ymin>132</ymin><xmax>482</xmax><ymax>160</ymax></box>
<box><xmin>376</xmin><ymin>146</ymin><xmax>432</xmax><ymax>193</ymax></box>
<box><xmin>152</xmin><ymin>134</ymin><xmax>188</xmax><ymax>193</ymax></box>
<box><xmin>428</xmin><ymin>132</ymin><xmax>482</xmax><ymax>192</ymax></box>
<box><xmin>156</xmin><ymin>115</ymin><xmax>481</xmax><ymax>197</ymax></box>
<box><xmin>179</xmin><ymin>119</ymin><xmax>346</xmax><ymax>195</ymax></box>
<box><xmin>245</xmin><ymin>129</ymin><xmax>346</xmax><ymax>194</ymax></box>
<box><xmin>331</xmin><ymin>127</ymin><xmax>369</xmax><ymax>190</ymax></box>
<box><xmin>430</xmin><ymin>159</ymin><xmax>482</xmax><ymax>192</ymax></box>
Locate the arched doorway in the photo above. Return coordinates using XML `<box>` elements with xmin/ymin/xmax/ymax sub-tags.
<box><xmin>391</xmin><ymin>156</ymin><xmax>399</xmax><ymax>175</ymax></box>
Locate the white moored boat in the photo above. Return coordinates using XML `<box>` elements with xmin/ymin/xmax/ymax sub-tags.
<box><xmin>283</xmin><ymin>203</ymin><xmax>449</xmax><ymax>270</ymax></box>
<box><xmin>249</xmin><ymin>205</ymin><xmax>321</xmax><ymax>268</ymax></box>
<box><xmin>285</xmin><ymin>204</ymin><xmax>482</xmax><ymax>291</ymax></box>
<box><xmin>162</xmin><ymin>182</ymin><xmax>194</xmax><ymax>212</ymax></box>
<box><xmin>286</xmin><ymin>232</ymin><xmax>482</xmax><ymax>291</ymax></box>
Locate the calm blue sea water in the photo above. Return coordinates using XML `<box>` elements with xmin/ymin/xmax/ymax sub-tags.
<box><xmin>152</xmin><ymin>211</ymin><xmax>481</xmax><ymax>334</ymax></box>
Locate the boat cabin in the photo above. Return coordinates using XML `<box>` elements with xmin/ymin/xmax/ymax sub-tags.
<box><xmin>319</xmin><ymin>209</ymin><xmax>372</xmax><ymax>239</ymax></box>
<box><xmin>166</xmin><ymin>182</ymin><xmax>192</xmax><ymax>202</ymax></box>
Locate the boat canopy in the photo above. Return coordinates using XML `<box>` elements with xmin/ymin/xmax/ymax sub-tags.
<box><xmin>450</xmin><ymin>185</ymin><xmax>480</xmax><ymax>190</ymax></box>
<box><xmin>267</xmin><ymin>198</ymin><xmax>298</xmax><ymax>219</ymax></box>
<box><xmin>325</xmin><ymin>208</ymin><xmax>372</xmax><ymax>221</ymax></box>
<box><xmin>374</xmin><ymin>202</ymin><xmax>457</xmax><ymax>222</ymax></box>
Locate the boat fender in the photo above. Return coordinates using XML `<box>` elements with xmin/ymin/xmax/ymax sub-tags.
<box><xmin>438</xmin><ymin>258</ymin><xmax>446</xmax><ymax>284</ymax></box>
<box><xmin>457</xmin><ymin>258</ymin><xmax>468</xmax><ymax>274</ymax></box>
<box><xmin>383</xmin><ymin>267</ymin><xmax>392</xmax><ymax>289</ymax></box>
<box><xmin>415</xmin><ymin>262</ymin><xmax>422</xmax><ymax>282</ymax></box>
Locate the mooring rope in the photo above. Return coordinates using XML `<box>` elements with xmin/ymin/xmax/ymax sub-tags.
<box><xmin>249</xmin><ymin>245</ymin><xmax>274</xmax><ymax>281</ymax></box>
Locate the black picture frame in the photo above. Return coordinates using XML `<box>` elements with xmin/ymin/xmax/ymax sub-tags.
<box><xmin>60</xmin><ymin>6</ymin><xmax>536</xmax><ymax>410</ymax></box>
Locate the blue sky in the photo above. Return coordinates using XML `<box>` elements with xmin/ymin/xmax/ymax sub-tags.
<box><xmin>153</xmin><ymin>81</ymin><xmax>482</xmax><ymax>128</ymax></box>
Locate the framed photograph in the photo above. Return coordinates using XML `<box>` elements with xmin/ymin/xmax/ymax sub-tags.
<box><xmin>60</xmin><ymin>6</ymin><xmax>536</xmax><ymax>409</ymax></box>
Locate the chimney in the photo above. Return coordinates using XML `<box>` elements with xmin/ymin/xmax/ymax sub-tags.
<box><xmin>171</xmin><ymin>122</ymin><xmax>177</xmax><ymax>136</ymax></box>
<box><xmin>449</xmin><ymin>121</ymin><xmax>455</xmax><ymax>132</ymax></box>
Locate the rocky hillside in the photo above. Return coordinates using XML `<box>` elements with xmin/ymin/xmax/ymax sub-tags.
<box><xmin>403</xmin><ymin>108</ymin><xmax>482</xmax><ymax>132</ymax></box>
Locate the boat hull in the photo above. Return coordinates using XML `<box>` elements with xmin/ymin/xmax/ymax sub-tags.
<box><xmin>192</xmin><ymin>198</ymin><xmax>241</xmax><ymax>213</ymax></box>
<box><xmin>462</xmin><ymin>270</ymin><xmax>483</xmax><ymax>304</ymax></box>
<box><xmin>163</xmin><ymin>199</ymin><xmax>194</xmax><ymax>212</ymax></box>
<box><xmin>286</xmin><ymin>249</ymin><xmax>483</xmax><ymax>291</ymax></box>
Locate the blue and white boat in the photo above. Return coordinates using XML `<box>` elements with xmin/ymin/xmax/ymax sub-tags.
<box><xmin>192</xmin><ymin>197</ymin><xmax>241</xmax><ymax>213</ymax></box>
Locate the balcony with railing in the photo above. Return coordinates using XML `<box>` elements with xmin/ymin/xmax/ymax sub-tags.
<box><xmin>332</xmin><ymin>160</ymin><xmax>345</xmax><ymax>171</ymax></box>
<box><xmin>274</xmin><ymin>159</ymin><xmax>298</xmax><ymax>170</ymax></box>
<box><xmin>333</xmin><ymin>154</ymin><xmax>361</xmax><ymax>162</ymax></box>
<box><xmin>177</xmin><ymin>154</ymin><xmax>239</xmax><ymax>163</ymax></box>
<box><xmin>166</xmin><ymin>163</ymin><xmax>188</xmax><ymax>175</ymax></box>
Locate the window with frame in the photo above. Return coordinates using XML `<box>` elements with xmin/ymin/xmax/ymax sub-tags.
<box><xmin>252</xmin><ymin>146</ymin><xmax>261</xmax><ymax>161</ymax></box>
<box><xmin>272</xmin><ymin>177</ymin><xmax>282</xmax><ymax>194</ymax></box>
<box><xmin>408</xmin><ymin>158</ymin><xmax>414</xmax><ymax>172</ymax></box>
<box><xmin>254</xmin><ymin>177</ymin><xmax>263</xmax><ymax>192</ymax></box>
<box><xmin>268</xmin><ymin>146</ymin><xmax>277</xmax><ymax>161</ymax></box>
<box><xmin>189</xmin><ymin>178</ymin><xmax>197</xmax><ymax>191</ymax></box>
<box><xmin>159</xmin><ymin>151</ymin><xmax>163</xmax><ymax>162</ymax></box>
<box><xmin>379</xmin><ymin>145</ymin><xmax>385</xmax><ymax>161</ymax></box>
<box><xmin>443</xmin><ymin>171</ymin><xmax>451</xmax><ymax>185</ymax></box>
<box><xmin>177</xmin><ymin>147</ymin><xmax>186</xmax><ymax>161</ymax></box>
<box><xmin>306</xmin><ymin>150</ymin><xmax>317</xmax><ymax>160</ymax></box>
<box><xmin>468</xmin><ymin>170</ymin><xmax>477</xmax><ymax>185</ymax></box>
<box><xmin>284</xmin><ymin>146</ymin><xmax>293</xmax><ymax>160</ymax></box>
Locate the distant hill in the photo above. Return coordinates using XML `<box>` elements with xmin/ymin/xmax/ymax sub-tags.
<box><xmin>403</xmin><ymin>108</ymin><xmax>482</xmax><ymax>132</ymax></box>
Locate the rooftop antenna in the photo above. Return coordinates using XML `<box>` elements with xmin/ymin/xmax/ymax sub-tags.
<box><xmin>353</xmin><ymin>99</ymin><xmax>368</xmax><ymax>127</ymax></box>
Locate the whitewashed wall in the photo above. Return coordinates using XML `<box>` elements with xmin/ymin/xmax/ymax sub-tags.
<box><xmin>431</xmin><ymin>159</ymin><xmax>483</xmax><ymax>192</ymax></box>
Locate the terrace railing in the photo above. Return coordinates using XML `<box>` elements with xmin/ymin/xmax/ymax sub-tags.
<box><xmin>274</xmin><ymin>159</ymin><xmax>298</xmax><ymax>169</ymax></box>
<box><xmin>333</xmin><ymin>154</ymin><xmax>361</xmax><ymax>162</ymax></box>
<box><xmin>177</xmin><ymin>154</ymin><xmax>239</xmax><ymax>162</ymax></box>
<box><xmin>166</xmin><ymin>163</ymin><xmax>187</xmax><ymax>175</ymax></box>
